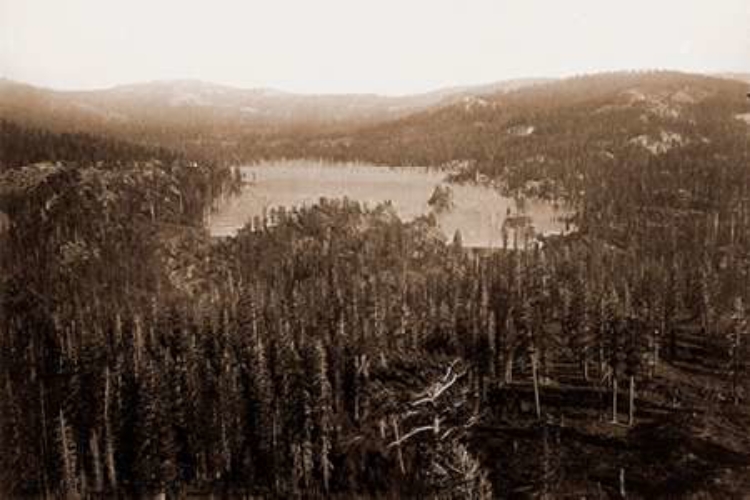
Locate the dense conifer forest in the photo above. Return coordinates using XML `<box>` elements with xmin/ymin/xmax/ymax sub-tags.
<box><xmin>2</xmin><ymin>71</ymin><xmax>750</xmax><ymax>497</ymax></box>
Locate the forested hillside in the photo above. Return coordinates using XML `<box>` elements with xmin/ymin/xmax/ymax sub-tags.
<box><xmin>265</xmin><ymin>72</ymin><xmax>750</xmax><ymax>257</ymax></box>
<box><xmin>0</xmin><ymin>120</ymin><xmax>185</xmax><ymax>169</ymax></box>
<box><xmin>4</xmin><ymin>190</ymin><xmax>750</xmax><ymax>496</ymax></box>
<box><xmin>276</xmin><ymin>72</ymin><xmax>748</xmax><ymax>177</ymax></box>
<box><xmin>0</xmin><ymin>77</ymin><xmax>547</xmax><ymax>165</ymax></box>
<box><xmin>2</xmin><ymin>71</ymin><xmax>750</xmax><ymax>498</ymax></box>
<box><xmin>0</xmin><ymin>125</ymin><xmax>242</xmax><ymax>494</ymax></box>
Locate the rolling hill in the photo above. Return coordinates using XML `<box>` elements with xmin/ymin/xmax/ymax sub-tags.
<box><xmin>283</xmin><ymin>71</ymin><xmax>750</xmax><ymax>166</ymax></box>
<box><xmin>0</xmin><ymin>77</ymin><xmax>550</xmax><ymax>154</ymax></box>
<box><xmin>252</xmin><ymin>71</ymin><xmax>750</xmax><ymax>259</ymax></box>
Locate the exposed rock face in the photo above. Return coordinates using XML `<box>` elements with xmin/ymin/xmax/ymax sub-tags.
<box><xmin>507</xmin><ymin>124</ymin><xmax>535</xmax><ymax>136</ymax></box>
<box><xmin>630</xmin><ymin>130</ymin><xmax>687</xmax><ymax>155</ymax></box>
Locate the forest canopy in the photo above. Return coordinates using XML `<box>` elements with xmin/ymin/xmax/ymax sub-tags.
<box><xmin>2</xmin><ymin>71</ymin><xmax>750</xmax><ymax>497</ymax></box>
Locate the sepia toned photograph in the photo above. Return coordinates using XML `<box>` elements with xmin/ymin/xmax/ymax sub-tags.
<box><xmin>1</xmin><ymin>1</ymin><xmax>750</xmax><ymax>497</ymax></box>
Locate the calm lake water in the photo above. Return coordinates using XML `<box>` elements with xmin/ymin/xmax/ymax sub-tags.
<box><xmin>208</xmin><ymin>160</ymin><xmax>572</xmax><ymax>248</ymax></box>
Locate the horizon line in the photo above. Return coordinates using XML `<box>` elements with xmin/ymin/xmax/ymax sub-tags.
<box><xmin>3</xmin><ymin>68</ymin><xmax>748</xmax><ymax>98</ymax></box>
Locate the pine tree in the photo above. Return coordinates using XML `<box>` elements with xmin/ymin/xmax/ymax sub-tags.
<box><xmin>314</xmin><ymin>340</ymin><xmax>334</xmax><ymax>493</ymax></box>
<box><xmin>57</xmin><ymin>409</ymin><xmax>78</xmax><ymax>497</ymax></box>
<box><xmin>249</xmin><ymin>337</ymin><xmax>274</xmax><ymax>487</ymax></box>
<box><xmin>102</xmin><ymin>366</ymin><xmax>118</xmax><ymax>491</ymax></box>
<box><xmin>728</xmin><ymin>296</ymin><xmax>747</xmax><ymax>405</ymax></box>
<box><xmin>133</xmin><ymin>357</ymin><xmax>177</xmax><ymax>495</ymax></box>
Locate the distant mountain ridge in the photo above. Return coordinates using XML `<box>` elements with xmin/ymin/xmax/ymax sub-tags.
<box><xmin>271</xmin><ymin>70</ymin><xmax>750</xmax><ymax>196</ymax></box>
<box><xmin>0</xmin><ymin>76</ymin><xmax>552</xmax><ymax>135</ymax></box>
<box><xmin>2</xmin><ymin>71</ymin><xmax>748</xmax><ymax>164</ymax></box>
<box><xmin>717</xmin><ymin>72</ymin><xmax>750</xmax><ymax>85</ymax></box>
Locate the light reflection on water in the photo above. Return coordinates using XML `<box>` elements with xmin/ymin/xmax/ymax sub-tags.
<box><xmin>208</xmin><ymin>160</ymin><xmax>572</xmax><ymax>248</ymax></box>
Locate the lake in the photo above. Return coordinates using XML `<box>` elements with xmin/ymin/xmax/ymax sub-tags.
<box><xmin>207</xmin><ymin>160</ymin><xmax>572</xmax><ymax>248</ymax></box>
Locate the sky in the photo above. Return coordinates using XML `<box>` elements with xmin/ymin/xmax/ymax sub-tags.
<box><xmin>1</xmin><ymin>0</ymin><xmax>750</xmax><ymax>95</ymax></box>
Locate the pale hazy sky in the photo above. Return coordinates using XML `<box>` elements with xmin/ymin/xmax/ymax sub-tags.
<box><xmin>2</xmin><ymin>0</ymin><xmax>749</xmax><ymax>95</ymax></box>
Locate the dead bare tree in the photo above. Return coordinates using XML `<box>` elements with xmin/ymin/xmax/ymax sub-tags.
<box><xmin>384</xmin><ymin>359</ymin><xmax>491</xmax><ymax>498</ymax></box>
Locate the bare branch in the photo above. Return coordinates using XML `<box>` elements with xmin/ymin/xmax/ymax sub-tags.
<box><xmin>387</xmin><ymin>425</ymin><xmax>435</xmax><ymax>448</ymax></box>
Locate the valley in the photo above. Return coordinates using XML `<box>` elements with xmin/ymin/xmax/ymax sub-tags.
<box><xmin>2</xmin><ymin>70</ymin><xmax>750</xmax><ymax>498</ymax></box>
